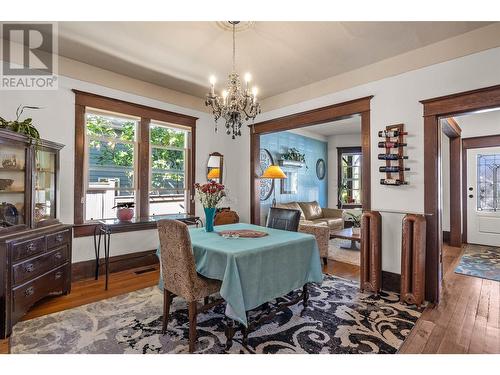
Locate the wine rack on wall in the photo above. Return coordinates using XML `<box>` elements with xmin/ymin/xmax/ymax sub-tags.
<box><xmin>378</xmin><ymin>123</ymin><xmax>409</xmax><ymax>186</ymax></box>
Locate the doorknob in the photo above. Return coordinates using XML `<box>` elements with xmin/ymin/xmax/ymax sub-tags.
<box><xmin>469</xmin><ymin>194</ymin><xmax>474</xmax><ymax>198</ymax></box>
<box><xmin>468</xmin><ymin>187</ymin><xmax>473</xmax><ymax>191</ymax></box>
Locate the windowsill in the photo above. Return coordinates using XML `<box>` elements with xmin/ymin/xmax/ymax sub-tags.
<box><xmin>73</xmin><ymin>214</ymin><xmax>196</xmax><ymax>237</ymax></box>
<box><xmin>338</xmin><ymin>204</ymin><xmax>362</xmax><ymax>209</ymax></box>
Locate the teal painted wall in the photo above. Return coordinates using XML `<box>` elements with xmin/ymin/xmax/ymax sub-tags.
<box><xmin>260</xmin><ymin>131</ymin><xmax>328</xmax><ymax>219</ymax></box>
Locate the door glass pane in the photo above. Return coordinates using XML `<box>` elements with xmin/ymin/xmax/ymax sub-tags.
<box><xmin>0</xmin><ymin>145</ymin><xmax>26</xmax><ymax>226</ymax></box>
<box><xmin>477</xmin><ymin>153</ymin><xmax>500</xmax><ymax>211</ymax></box>
<box><xmin>35</xmin><ymin>150</ymin><xmax>56</xmax><ymax>222</ymax></box>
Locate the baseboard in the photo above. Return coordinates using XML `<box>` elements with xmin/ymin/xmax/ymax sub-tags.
<box><xmin>382</xmin><ymin>271</ymin><xmax>401</xmax><ymax>293</ymax></box>
<box><xmin>72</xmin><ymin>249</ymin><xmax>158</xmax><ymax>281</ymax></box>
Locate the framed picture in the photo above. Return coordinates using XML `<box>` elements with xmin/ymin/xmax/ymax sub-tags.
<box><xmin>316</xmin><ymin>158</ymin><xmax>326</xmax><ymax>180</ymax></box>
<box><xmin>281</xmin><ymin>171</ymin><xmax>298</xmax><ymax>194</ymax></box>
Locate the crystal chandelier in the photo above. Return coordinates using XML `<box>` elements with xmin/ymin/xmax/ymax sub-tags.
<box><xmin>205</xmin><ymin>21</ymin><xmax>261</xmax><ymax>139</ymax></box>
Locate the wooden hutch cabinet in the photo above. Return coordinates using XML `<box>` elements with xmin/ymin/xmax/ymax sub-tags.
<box><xmin>0</xmin><ymin>128</ymin><xmax>72</xmax><ymax>339</ymax></box>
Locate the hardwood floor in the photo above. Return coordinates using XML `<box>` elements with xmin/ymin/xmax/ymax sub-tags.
<box><xmin>399</xmin><ymin>243</ymin><xmax>499</xmax><ymax>354</ymax></box>
<box><xmin>1</xmin><ymin>246</ymin><xmax>498</xmax><ymax>354</ymax></box>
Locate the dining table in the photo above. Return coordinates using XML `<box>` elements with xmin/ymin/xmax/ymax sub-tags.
<box><xmin>157</xmin><ymin>222</ymin><xmax>323</xmax><ymax>348</ymax></box>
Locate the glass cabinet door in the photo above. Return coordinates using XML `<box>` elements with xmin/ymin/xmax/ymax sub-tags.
<box><xmin>0</xmin><ymin>145</ymin><xmax>27</xmax><ymax>227</ymax></box>
<box><xmin>34</xmin><ymin>149</ymin><xmax>57</xmax><ymax>224</ymax></box>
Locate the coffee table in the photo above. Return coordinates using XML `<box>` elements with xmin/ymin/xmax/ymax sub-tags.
<box><xmin>330</xmin><ymin>227</ymin><xmax>361</xmax><ymax>250</ymax></box>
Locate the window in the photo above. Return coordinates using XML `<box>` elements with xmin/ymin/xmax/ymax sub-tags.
<box><xmin>477</xmin><ymin>153</ymin><xmax>500</xmax><ymax>211</ymax></box>
<box><xmin>149</xmin><ymin>122</ymin><xmax>189</xmax><ymax>215</ymax></box>
<box><xmin>337</xmin><ymin>147</ymin><xmax>362</xmax><ymax>208</ymax></box>
<box><xmin>74</xmin><ymin>90</ymin><xmax>197</xmax><ymax>234</ymax></box>
<box><xmin>85</xmin><ymin>111</ymin><xmax>138</xmax><ymax>220</ymax></box>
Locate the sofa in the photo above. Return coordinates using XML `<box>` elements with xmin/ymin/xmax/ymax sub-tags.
<box><xmin>276</xmin><ymin>201</ymin><xmax>344</xmax><ymax>234</ymax></box>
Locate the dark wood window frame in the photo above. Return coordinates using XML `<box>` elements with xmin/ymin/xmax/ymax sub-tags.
<box><xmin>421</xmin><ymin>84</ymin><xmax>500</xmax><ymax>303</ymax></box>
<box><xmin>337</xmin><ymin>146</ymin><xmax>363</xmax><ymax>209</ymax></box>
<box><xmin>73</xmin><ymin>90</ymin><xmax>198</xmax><ymax>237</ymax></box>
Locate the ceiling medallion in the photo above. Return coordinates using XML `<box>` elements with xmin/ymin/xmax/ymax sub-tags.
<box><xmin>205</xmin><ymin>21</ymin><xmax>261</xmax><ymax>139</ymax></box>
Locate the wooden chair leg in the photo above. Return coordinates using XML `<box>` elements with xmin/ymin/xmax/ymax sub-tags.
<box><xmin>204</xmin><ymin>296</ymin><xmax>209</xmax><ymax>305</ymax></box>
<box><xmin>322</xmin><ymin>257</ymin><xmax>327</xmax><ymax>266</ymax></box>
<box><xmin>188</xmin><ymin>301</ymin><xmax>198</xmax><ymax>353</ymax></box>
<box><xmin>162</xmin><ymin>289</ymin><xmax>172</xmax><ymax>334</ymax></box>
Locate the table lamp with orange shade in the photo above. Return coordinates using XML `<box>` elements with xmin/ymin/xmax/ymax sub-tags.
<box><xmin>260</xmin><ymin>165</ymin><xmax>287</xmax><ymax>207</ymax></box>
<box><xmin>207</xmin><ymin>167</ymin><xmax>221</xmax><ymax>180</ymax></box>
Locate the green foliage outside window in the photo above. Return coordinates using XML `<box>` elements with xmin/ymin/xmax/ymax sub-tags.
<box><xmin>86</xmin><ymin>115</ymin><xmax>187</xmax><ymax>194</ymax></box>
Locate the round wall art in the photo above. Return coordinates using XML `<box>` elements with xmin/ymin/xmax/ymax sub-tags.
<box><xmin>259</xmin><ymin>148</ymin><xmax>274</xmax><ymax>201</ymax></box>
<box><xmin>316</xmin><ymin>158</ymin><xmax>326</xmax><ymax>180</ymax></box>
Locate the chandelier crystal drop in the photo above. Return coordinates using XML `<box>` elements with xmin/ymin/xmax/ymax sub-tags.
<box><xmin>205</xmin><ymin>21</ymin><xmax>261</xmax><ymax>139</ymax></box>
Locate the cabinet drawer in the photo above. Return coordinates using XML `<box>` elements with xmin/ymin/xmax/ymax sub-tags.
<box><xmin>11</xmin><ymin>236</ymin><xmax>46</xmax><ymax>262</ymax></box>
<box><xmin>12</xmin><ymin>264</ymin><xmax>70</xmax><ymax>321</ymax></box>
<box><xmin>12</xmin><ymin>246</ymin><xmax>69</xmax><ymax>285</ymax></box>
<box><xmin>47</xmin><ymin>229</ymin><xmax>70</xmax><ymax>249</ymax></box>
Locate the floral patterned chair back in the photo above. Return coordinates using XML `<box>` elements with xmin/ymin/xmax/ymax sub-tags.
<box><xmin>157</xmin><ymin>219</ymin><xmax>200</xmax><ymax>301</ymax></box>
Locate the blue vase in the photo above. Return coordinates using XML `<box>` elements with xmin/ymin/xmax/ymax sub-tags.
<box><xmin>204</xmin><ymin>207</ymin><xmax>216</xmax><ymax>232</ymax></box>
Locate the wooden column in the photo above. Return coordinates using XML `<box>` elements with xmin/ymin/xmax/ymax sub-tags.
<box><xmin>360</xmin><ymin>210</ymin><xmax>382</xmax><ymax>294</ymax></box>
<box><xmin>401</xmin><ymin>214</ymin><xmax>427</xmax><ymax>307</ymax></box>
<box><xmin>138</xmin><ymin>118</ymin><xmax>151</xmax><ymax>218</ymax></box>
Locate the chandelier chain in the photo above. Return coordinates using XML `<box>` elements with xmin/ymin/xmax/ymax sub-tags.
<box><xmin>232</xmin><ymin>22</ymin><xmax>236</xmax><ymax>72</ymax></box>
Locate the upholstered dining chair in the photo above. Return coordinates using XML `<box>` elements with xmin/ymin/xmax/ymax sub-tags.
<box><xmin>266</xmin><ymin>207</ymin><xmax>301</xmax><ymax>232</ymax></box>
<box><xmin>157</xmin><ymin>219</ymin><xmax>222</xmax><ymax>353</ymax></box>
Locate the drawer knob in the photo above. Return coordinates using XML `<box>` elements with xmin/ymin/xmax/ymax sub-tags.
<box><xmin>24</xmin><ymin>287</ymin><xmax>34</xmax><ymax>297</ymax></box>
<box><xmin>55</xmin><ymin>271</ymin><xmax>63</xmax><ymax>280</ymax></box>
<box><xmin>27</xmin><ymin>242</ymin><xmax>36</xmax><ymax>253</ymax></box>
<box><xmin>55</xmin><ymin>234</ymin><xmax>64</xmax><ymax>242</ymax></box>
<box><xmin>54</xmin><ymin>252</ymin><xmax>63</xmax><ymax>260</ymax></box>
<box><xmin>24</xmin><ymin>263</ymin><xmax>35</xmax><ymax>273</ymax></box>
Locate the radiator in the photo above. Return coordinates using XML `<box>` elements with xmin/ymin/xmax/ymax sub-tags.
<box><xmin>400</xmin><ymin>214</ymin><xmax>426</xmax><ymax>307</ymax></box>
<box><xmin>360</xmin><ymin>211</ymin><xmax>382</xmax><ymax>295</ymax></box>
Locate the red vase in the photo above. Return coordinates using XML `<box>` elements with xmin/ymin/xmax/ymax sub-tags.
<box><xmin>117</xmin><ymin>208</ymin><xmax>134</xmax><ymax>221</ymax></box>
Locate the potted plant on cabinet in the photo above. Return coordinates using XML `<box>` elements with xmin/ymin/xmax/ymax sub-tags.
<box><xmin>112</xmin><ymin>202</ymin><xmax>135</xmax><ymax>222</ymax></box>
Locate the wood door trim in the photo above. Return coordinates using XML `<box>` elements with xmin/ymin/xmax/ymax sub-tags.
<box><xmin>250</xmin><ymin>96</ymin><xmax>372</xmax><ymax>225</ymax></box>
<box><xmin>461</xmin><ymin>134</ymin><xmax>500</xmax><ymax>243</ymax></box>
<box><xmin>421</xmin><ymin>84</ymin><xmax>500</xmax><ymax>303</ymax></box>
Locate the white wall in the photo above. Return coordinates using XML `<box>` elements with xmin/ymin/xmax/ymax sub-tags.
<box><xmin>327</xmin><ymin>133</ymin><xmax>362</xmax><ymax>208</ymax></box>
<box><xmin>235</xmin><ymin>46</ymin><xmax>500</xmax><ymax>274</ymax></box>
<box><xmin>0</xmin><ymin>72</ymin><xmax>247</xmax><ymax>263</ymax></box>
<box><xmin>457</xmin><ymin>109</ymin><xmax>500</xmax><ymax>138</ymax></box>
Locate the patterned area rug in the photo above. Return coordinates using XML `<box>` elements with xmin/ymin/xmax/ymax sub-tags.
<box><xmin>328</xmin><ymin>239</ymin><xmax>360</xmax><ymax>265</ymax></box>
<box><xmin>11</xmin><ymin>275</ymin><xmax>421</xmax><ymax>354</ymax></box>
<box><xmin>455</xmin><ymin>244</ymin><xmax>500</xmax><ymax>282</ymax></box>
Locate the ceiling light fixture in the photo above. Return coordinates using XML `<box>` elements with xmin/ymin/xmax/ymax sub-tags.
<box><xmin>205</xmin><ymin>21</ymin><xmax>261</xmax><ymax>139</ymax></box>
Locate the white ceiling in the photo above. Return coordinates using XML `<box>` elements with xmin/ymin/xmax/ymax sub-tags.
<box><xmin>304</xmin><ymin>116</ymin><xmax>361</xmax><ymax>136</ymax></box>
<box><xmin>47</xmin><ymin>22</ymin><xmax>494</xmax><ymax>99</ymax></box>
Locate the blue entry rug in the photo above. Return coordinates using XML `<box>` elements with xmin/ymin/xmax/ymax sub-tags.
<box><xmin>454</xmin><ymin>244</ymin><xmax>500</xmax><ymax>282</ymax></box>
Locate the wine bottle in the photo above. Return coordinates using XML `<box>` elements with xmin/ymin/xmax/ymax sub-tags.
<box><xmin>379</xmin><ymin>166</ymin><xmax>410</xmax><ymax>173</ymax></box>
<box><xmin>380</xmin><ymin>178</ymin><xmax>408</xmax><ymax>186</ymax></box>
<box><xmin>378</xmin><ymin>141</ymin><xmax>407</xmax><ymax>148</ymax></box>
<box><xmin>378</xmin><ymin>130</ymin><xmax>407</xmax><ymax>138</ymax></box>
<box><xmin>378</xmin><ymin>153</ymin><xmax>408</xmax><ymax>160</ymax></box>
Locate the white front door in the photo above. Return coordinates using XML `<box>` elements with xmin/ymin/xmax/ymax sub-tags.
<box><xmin>467</xmin><ymin>147</ymin><xmax>500</xmax><ymax>246</ymax></box>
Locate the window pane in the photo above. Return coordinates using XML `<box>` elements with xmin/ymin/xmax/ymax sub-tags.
<box><xmin>340</xmin><ymin>151</ymin><xmax>362</xmax><ymax>206</ymax></box>
<box><xmin>88</xmin><ymin>140</ymin><xmax>135</xmax><ymax>189</ymax></box>
<box><xmin>86</xmin><ymin>113</ymin><xmax>136</xmax><ymax>142</ymax></box>
<box><xmin>477</xmin><ymin>154</ymin><xmax>500</xmax><ymax>211</ymax></box>
<box><xmin>149</xmin><ymin>124</ymin><xmax>188</xmax><ymax>215</ymax></box>
<box><xmin>85</xmin><ymin>190</ymin><xmax>135</xmax><ymax>221</ymax></box>
<box><xmin>151</xmin><ymin>148</ymin><xmax>184</xmax><ymax>172</ymax></box>
<box><xmin>150</xmin><ymin>124</ymin><xmax>185</xmax><ymax>147</ymax></box>
<box><xmin>85</xmin><ymin>112</ymin><xmax>137</xmax><ymax>221</ymax></box>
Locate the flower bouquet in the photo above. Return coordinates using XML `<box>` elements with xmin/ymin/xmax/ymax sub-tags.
<box><xmin>194</xmin><ymin>181</ymin><xmax>225</xmax><ymax>232</ymax></box>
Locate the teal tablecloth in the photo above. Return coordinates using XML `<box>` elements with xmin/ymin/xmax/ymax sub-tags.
<box><xmin>157</xmin><ymin>223</ymin><xmax>323</xmax><ymax>326</ymax></box>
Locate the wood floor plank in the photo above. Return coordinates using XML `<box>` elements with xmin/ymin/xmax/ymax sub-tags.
<box><xmin>0</xmin><ymin>338</ymin><xmax>9</xmax><ymax>354</ymax></box>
